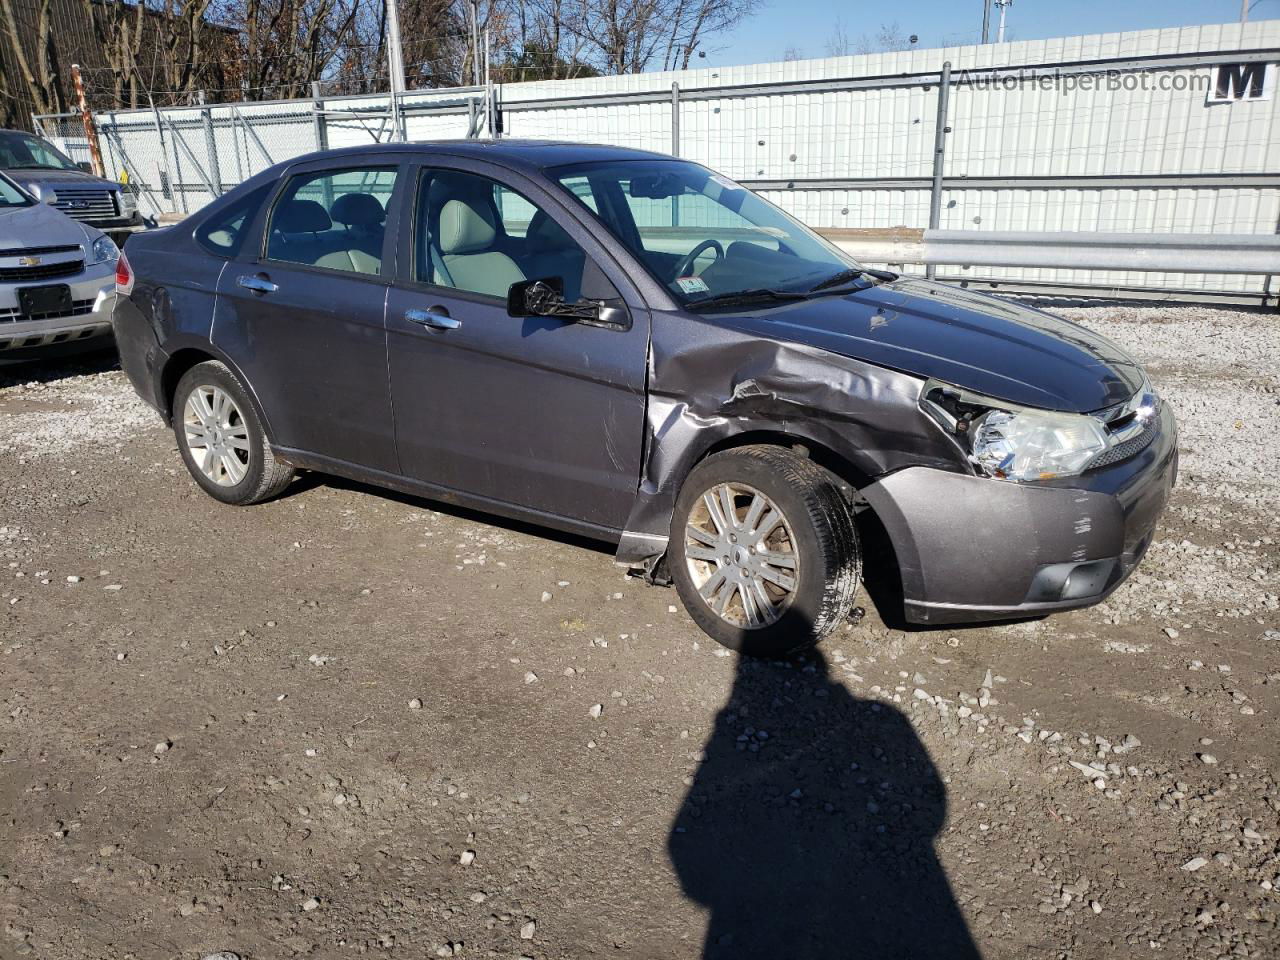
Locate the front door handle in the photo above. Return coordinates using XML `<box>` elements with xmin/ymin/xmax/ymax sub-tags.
<box><xmin>237</xmin><ymin>274</ymin><xmax>278</xmax><ymax>294</ymax></box>
<box><xmin>406</xmin><ymin>308</ymin><xmax>460</xmax><ymax>331</ymax></box>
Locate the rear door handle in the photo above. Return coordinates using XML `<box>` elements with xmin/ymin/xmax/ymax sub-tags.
<box><xmin>406</xmin><ymin>308</ymin><xmax>460</xmax><ymax>331</ymax></box>
<box><xmin>237</xmin><ymin>274</ymin><xmax>278</xmax><ymax>294</ymax></box>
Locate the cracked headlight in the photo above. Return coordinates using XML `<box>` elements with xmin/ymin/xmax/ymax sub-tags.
<box><xmin>921</xmin><ymin>380</ymin><xmax>1110</xmax><ymax>482</ymax></box>
<box><xmin>87</xmin><ymin>234</ymin><xmax>119</xmax><ymax>265</ymax></box>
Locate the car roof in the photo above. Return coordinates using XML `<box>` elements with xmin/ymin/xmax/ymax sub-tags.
<box><xmin>296</xmin><ymin>139</ymin><xmax>678</xmax><ymax>173</ymax></box>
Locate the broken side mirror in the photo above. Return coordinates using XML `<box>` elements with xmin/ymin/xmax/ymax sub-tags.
<box><xmin>506</xmin><ymin>276</ymin><xmax>629</xmax><ymax>330</ymax></box>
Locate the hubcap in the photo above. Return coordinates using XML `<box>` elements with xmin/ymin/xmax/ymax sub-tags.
<box><xmin>183</xmin><ymin>385</ymin><xmax>250</xmax><ymax>487</ymax></box>
<box><xmin>685</xmin><ymin>482</ymin><xmax>799</xmax><ymax>629</ymax></box>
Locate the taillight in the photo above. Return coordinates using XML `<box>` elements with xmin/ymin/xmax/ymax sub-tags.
<box><xmin>115</xmin><ymin>249</ymin><xmax>134</xmax><ymax>295</ymax></box>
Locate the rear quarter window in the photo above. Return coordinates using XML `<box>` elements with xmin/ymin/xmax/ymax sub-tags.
<box><xmin>194</xmin><ymin>184</ymin><xmax>273</xmax><ymax>257</ymax></box>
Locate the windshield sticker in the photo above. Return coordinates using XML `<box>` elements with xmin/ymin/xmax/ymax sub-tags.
<box><xmin>709</xmin><ymin>174</ymin><xmax>743</xmax><ymax>192</ymax></box>
<box><xmin>677</xmin><ymin>276</ymin><xmax>710</xmax><ymax>294</ymax></box>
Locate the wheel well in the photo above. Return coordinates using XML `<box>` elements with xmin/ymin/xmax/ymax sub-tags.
<box><xmin>160</xmin><ymin>348</ymin><xmax>217</xmax><ymax>417</ymax></box>
<box><xmin>696</xmin><ymin>431</ymin><xmax>907</xmax><ymax>623</ymax></box>
<box><xmin>698</xmin><ymin>431</ymin><xmax>872</xmax><ymax>503</ymax></box>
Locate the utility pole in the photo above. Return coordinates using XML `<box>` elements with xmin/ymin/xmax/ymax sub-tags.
<box><xmin>1241</xmin><ymin>0</ymin><xmax>1248</xmax><ymax>22</ymax></box>
<box><xmin>981</xmin><ymin>0</ymin><xmax>991</xmax><ymax>44</ymax></box>
<box><xmin>470</xmin><ymin>0</ymin><xmax>482</xmax><ymax>86</ymax></box>
<box><xmin>385</xmin><ymin>0</ymin><xmax>408</xmax><ymax>141</ymax></box>
<box><xmin>995</xmin><ymin>0</ymin><xmax>1012</xmax><ymax>43</ymax></box>
<box><xmin>70</xmin><ymin>64</ymin><xmax>105</xmax><ymax>177</ymax></box>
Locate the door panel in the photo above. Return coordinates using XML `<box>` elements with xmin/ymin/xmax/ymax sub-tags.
<box><xmin>215</xmin><ymin>266</ymin><xmax>395</xmax><ymax>471</ymax></box>
<box><xmin>211</xmin><ymin>160</ymin><xmax>403</xmax><ymax>473</ymax></box>
<box><xmin>386</xmin><ymin>165</ymin><xmax>649</xmax><ymax>531</ymax></box>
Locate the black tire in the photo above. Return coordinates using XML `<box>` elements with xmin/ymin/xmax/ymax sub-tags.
<box><xmin>669</xmin><ymin>445</ymin><xmax>861</xmax><ymax>658</ymax></box>
<box><xmin>171</xmin><ymin>360</ymin><xmax>295</xmax><ymax>505</ymax></box>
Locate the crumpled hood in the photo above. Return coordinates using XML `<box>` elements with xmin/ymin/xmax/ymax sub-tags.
<box><xmin>0</xmin><ymin>200</ymin><xmax>93</xmax><ymax>249</ymax></box>
<box><xmin>721</xmin><ymin>277</ymin><xmax>1146</xmax><ymax>413</ymax></box>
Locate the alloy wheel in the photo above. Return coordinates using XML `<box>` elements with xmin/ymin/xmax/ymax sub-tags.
<box><xmin>183</xmin><ymin>385</ymin><xmax>251</xmax><ymax>487</ymax></box>
<box><xmin>684</xmin><ymin>482</ymin><xmax>800</xmax><ymax>629</ymax></box>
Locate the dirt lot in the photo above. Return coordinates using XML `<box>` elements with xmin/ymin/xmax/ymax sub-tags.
<box><xmin>1</xmin><ymin>303</ymin><xmax>1278</xmax><ymax>960</ymax></box>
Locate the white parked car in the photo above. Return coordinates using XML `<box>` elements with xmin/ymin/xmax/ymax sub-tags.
<box><xmin>0</xmin><ymin>172</ymin><xmax>119</xmax><ymax>357</ymax></box>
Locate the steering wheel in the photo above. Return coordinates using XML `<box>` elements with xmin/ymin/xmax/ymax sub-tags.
<box><xmin>672</xmin><ymin>239</ymin><xmax>724</xmax><ymax>281</ymax></box>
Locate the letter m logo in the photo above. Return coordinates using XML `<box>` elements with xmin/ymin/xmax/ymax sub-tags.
<box><xmin>1208</xmin><ymin>62</ymin><xmax>1273</xmax><ymax>103</ymax></box>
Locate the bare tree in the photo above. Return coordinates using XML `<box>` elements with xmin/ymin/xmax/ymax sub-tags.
<box><xmin>824</xmin><ymin>18</ymin><xmax>850</xmax><ymax>57</ymax></box>
<box><xmin>1</xmin><ymin>0</ymin><xmax>768</xmax><ymax>123</ymax></box>
<box><xmin>227</xmin><ymin>0</ymin><xmax>364</xmax><ymax>100</ymax></box>
<box><xmin>0</xmin><ymin>0</ymin><xmax>67</xmax><ymax>115</ymax></box>
<box><xmin>84</xmin><ymin>0</ymin><xmax>148</xmax><ymax>108</ymax></box>
<box><xmin>854</xmin><ymin>21</ymin><xmax>912</xmax><ymax>55</ymax></box>
<box><xmin>517</xmin><ymin>0</ymin><xmax>756</xmax><ymax>76</ymax></box>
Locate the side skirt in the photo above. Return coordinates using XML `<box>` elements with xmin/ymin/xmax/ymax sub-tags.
<box><xmin>273</xmin><ymin>446</ymin><xmax>625</xmax><ymax>548</ymax></box>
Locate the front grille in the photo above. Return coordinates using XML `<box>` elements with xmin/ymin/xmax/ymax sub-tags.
<box><xmin>1088</xmin><ymin>408</ymin><xmax>1159</xmax><ymax>470</ymax></box>
<box><xmin>50</xmin><ymin>187</ymin><xmax>118</xmax><ymax>222</ymax></box>
<box><xmin>0</xmin><ymin>298</ymin><xmax>95</xmax><ymax>324</ymax></box>
<box><xmin>0</xmin><ymin>259</ymin><xmax>84</xmax><ymax>281</ymax></box>
<box><xmin>0</xmin><ymin>244</ymin><xmax>81</xmax><ymax>257</ymax></box>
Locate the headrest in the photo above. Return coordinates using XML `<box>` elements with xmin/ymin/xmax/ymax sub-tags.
<box><xmin>439</xmin><ymin>198</ymin><xmax>496</xmax><ymax>254</ymax></box>
<box><xmin>275</xmin><ymin>198</ymin><xmax>331</xmax><ymax>234</ymax></box>
<box><xmin>330</xmin><ymin>192</ymin><xmax>385</xmax><ymax>228</ymax></box>
<box><xmin>525</xmin><ymin>211</ymin><xmax>574</xmax><ymax>250</ymax></box>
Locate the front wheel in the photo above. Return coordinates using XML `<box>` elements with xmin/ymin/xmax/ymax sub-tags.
<box><xmin>669</xmin><ymin>445</ymin><xmax>861</xmax><ymax>657</ymax></box>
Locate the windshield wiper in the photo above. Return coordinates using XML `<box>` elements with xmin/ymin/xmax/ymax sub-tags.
<box><xmin>806</xmin><ymin>267</ymin><xmax>899</xmax><ymax>293</ymax></box>
<box><xmin>687</xmin><ymin>288</ymin><xmax>808</xmax><ymax>311</ymax></box>
<box><xmin>2</xmin><ymin>163</ymin><xmax>60</xmax><ymax>170</ymax></box>
<box><xmin>807</xmin><ymin>268</ymin><xmax>870</xmax><ymax>292</ymax></box>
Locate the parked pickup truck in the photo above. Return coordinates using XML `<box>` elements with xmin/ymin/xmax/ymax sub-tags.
<box><xmin>0</xmin><ymin>128</ymin><xmax>146</xmax><ymax>238</ymax></box>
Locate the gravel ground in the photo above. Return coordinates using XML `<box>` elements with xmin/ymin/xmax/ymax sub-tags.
<box><xmin>1</xmin><ymin>303</ymin><xmax>1278</xmax><ymax>960</ymax></box>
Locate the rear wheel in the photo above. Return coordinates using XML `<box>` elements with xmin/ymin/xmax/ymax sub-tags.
<box><xmin>669</xmin><ymin>445</ymin><xmax>861</xmax><ymax>657</ymax></box>
<box><xmin>172</xmin><ymin>361</ymin><xmax>294</xmax><ymax>505</ymax></box>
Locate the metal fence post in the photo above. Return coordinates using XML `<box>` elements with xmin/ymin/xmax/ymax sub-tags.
<box><xmin>165</xmin><ymin>118</ymin><xmax>220</xmax><ymax>207</ymax></box>
<box><xmin>926</xmin><ymin>61</ymin><xmax>952</xmax><ymax>280</ymax></box>
<box><xmin>230</xmin><ymin>105</ymin><xmax>273</xmax><ymax>168</ymax></box>
<box><xmin>671</xmin><ymin>81</ymin><xmax>681</xmax><ymax>157</ymax></box>
<box><xmin>312</xmin><ymin>81</ymin><xmax>329</xmax><ymax>151</ymax></box>
<box><xmin>200</xmin><ymin>93</ymin><xmax>223</xmax><ymax>195</ymax></box>
<box><xmin>670</xmin><ymin>82</ymin><xmax>682</xmax><ymax>227</ymax></box>
<box><xmin>150</xmin><ymin>102</ymin><xmax>178</xmax><ymax>214</ymax></box>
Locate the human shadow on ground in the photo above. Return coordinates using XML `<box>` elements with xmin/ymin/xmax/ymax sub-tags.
<box><xmin>669</xmin><ymin>643</ymin><xmax>982</xmax><ymax>959</ymax></box>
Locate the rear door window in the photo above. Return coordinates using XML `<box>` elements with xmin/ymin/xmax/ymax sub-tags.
<box><xmin>194</xmin><ymin>184</ymin><xmax>272</xmax><ymax>257</ymax></box>
<box><xmin>265</xmin><ymin>167</ymin><xmax>398</xmax><ymax>275</ymax></box>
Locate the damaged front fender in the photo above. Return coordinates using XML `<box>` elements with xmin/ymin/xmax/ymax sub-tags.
<box><xmin>616</xmin><ymin>309</ymin><xmax>969</xmax><ymax>568</ymax></box>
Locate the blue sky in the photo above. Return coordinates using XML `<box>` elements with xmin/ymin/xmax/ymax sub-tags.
<box><xmin>708</xmin><ymin>0</ymin><xmax>1279</xmax><ymax>66</ymax></box>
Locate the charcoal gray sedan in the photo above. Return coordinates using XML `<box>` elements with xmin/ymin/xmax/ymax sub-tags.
<box><xmin>112</xmin><ymin>141</ymin><xmax>1177</xmax><ymax>656</ymax></box>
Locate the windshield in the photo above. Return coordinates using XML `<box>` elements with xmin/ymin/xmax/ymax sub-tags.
<box><xmin>552</xmin><ymin>159</ymin><xmax>861</xmax><ymax>306</ymax></box>
<box><xmin>0</xmin><ymin>173</ymin><xmax>34</xmax><ymax>208</ymax></box>
<box><xmin>0</xmin><ymin>131</ymin><xmax>80</xmax><ymax>171</ymax></box>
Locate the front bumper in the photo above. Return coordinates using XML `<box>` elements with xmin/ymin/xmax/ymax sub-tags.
<box><xmin>0</xmin><ymin>261</ymin><xmax>117</xmax><ymax>353</ymax></box>
<box><xmin>862</xmin><ymin>402</ymin><xmax>1178</xmax><ymax>625</ymax></box>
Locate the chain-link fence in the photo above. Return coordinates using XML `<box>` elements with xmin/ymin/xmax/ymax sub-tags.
<box><xmin>36</xmin><ymin>86</ymin><xmax>493</xmax><ymax>220</ymax></box>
